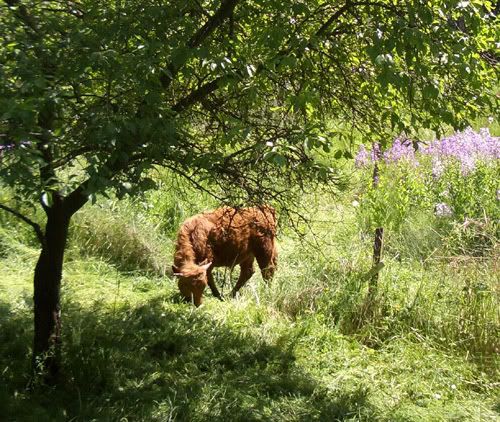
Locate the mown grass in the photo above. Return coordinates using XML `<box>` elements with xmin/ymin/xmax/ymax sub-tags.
<box><xmin>0</xmin><ymin>184</ymin><xmax>498</xmax><ymax>421</ymax></box>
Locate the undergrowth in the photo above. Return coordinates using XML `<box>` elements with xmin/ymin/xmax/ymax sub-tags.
<box><xmin>0</xmin><ymin>179</ymin><xmax>498</xmax><ymax>421</ymax></box>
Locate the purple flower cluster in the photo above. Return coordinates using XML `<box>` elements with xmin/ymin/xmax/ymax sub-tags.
<box><xmin>383</xmin><ymin>137</ymin><xmax>416</xmax><ymax>165</ymax></box>
<box><xmin>354</xmin><ymin>142</ymin><xmax>383</xmax><ymax>168</ymax></box>
<box><xmin>355</xmin><ymin>138</ymin><xmax>417</xmax><ymax>167</ymax></box>
<box><xmin>355</xmin><ymin>128</ymin><xmax>500</xmax><ymax>175</ymax></box>
<box><xmin>354</xmin><ymin>144</ymin><xmax>370</xmax><ymax>168</ymax></box>
<box><xmin>434</xmin><ymin>202</ymin><xmax>453</xmax><ymax>218</ymax></box>
<box><xmin>418</xmin><ymin>128</ymin><xmax>500</xmax><ymax>175</ymax></box>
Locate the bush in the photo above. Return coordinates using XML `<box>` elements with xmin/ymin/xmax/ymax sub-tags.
<box><xmin>355</xmin><ymin>128</ymin><xmax>499</xmax><ymax>256</ymax></box>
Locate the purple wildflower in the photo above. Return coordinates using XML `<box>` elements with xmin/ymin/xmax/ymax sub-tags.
<box><xmin>431</xmin><ymin>157</ymin><xmax>444</xmax><ymax>179</ymax></box>
<box><xmin>354</xmin><ymin>143</ymin><xmax>382</xmax><ymax>167</ymax></box>
<box><xmin>420</xmin><ymin>127</ymin><xmax>500</xmax><ymax>176</ymax></box>
<box><xmin>355</xmin><ymin>144</ymin><xmax>370</xmax><ymax>168</ymax></box>
<box><xmin>460</xmin><ymin>153</ymin><xmax>476</xmax><ymax>175</ymax></box>
<box><xmin>355</xmin><ymin>128</ymin><xmax>499</xmax><ymax>175</ymax></box>
<box><xmin>434</xmin><ymin>202</ymin><xmax>453</xmax><ymax>218</ymax></box>
<box><xmin>383</xmin><ymin>137</ymin><xmax>417</xmax><ymax>165</ymax></box>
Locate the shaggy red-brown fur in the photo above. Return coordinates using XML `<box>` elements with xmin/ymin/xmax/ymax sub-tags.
<box><xmin>172</xmin><ymin>206</ymin><xmax>278</xmax><ymax>306</ymax></box>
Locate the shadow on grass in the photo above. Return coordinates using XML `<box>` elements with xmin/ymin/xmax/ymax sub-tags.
<box><xmin>0</xmin><ymin>294</ymin><xmax>375</xmax><ymax>421</ymax></box>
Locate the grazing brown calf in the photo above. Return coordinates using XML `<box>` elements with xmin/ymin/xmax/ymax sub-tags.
<box><xmin>172</xmin><ymin>206</ymin><xmax>278</xmax><ymax>306</ymax></box>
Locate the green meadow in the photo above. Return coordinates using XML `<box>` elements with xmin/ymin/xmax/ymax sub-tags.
<box><xmin>1</xmin><ymin>167</ymin><xmax>498</xmax><ymax>421</ymax></box>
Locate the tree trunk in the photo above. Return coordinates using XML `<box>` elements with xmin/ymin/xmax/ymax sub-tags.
<box><xmin>32</xmin><ymin>204</ymin><xmax>70</xmax><ymax>381</ymax></box>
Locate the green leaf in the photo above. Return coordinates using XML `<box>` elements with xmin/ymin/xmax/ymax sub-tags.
<box><xmin>423</xmin><ymin>84</ymin><xmax>439</xmax><ymax>99</ymax></box>
<box><xmin>171</xmin><ymin>47</ymin><xmax>191</xmax><ymax>68</ymax></box>
<box><xmin>273</xmin><ymin>153</ymin><xmax>287</xmax><ymax>166</ymax></box>
<box><xmin>41</xmin><ymin>192</ymin><xmax>53</xmax><ymax>207</ymax></box>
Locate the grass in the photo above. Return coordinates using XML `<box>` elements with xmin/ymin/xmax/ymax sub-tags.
<box><xmin>0</xmin><ymin>186</ymin><xmax>498</xmax><ymax>421</ymax></box>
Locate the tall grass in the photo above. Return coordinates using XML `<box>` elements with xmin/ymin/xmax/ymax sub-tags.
<box><xmin>69</xmin><ymin>199</ymin><xmax>172</xmax><ymax>276</ymax></box>
<box><xmin>0</xmin><ymin>168</ymin><xmax>498</xmax><ymax>420</ymax></box>
<box><xmin>192</xmin><ymin>204</ymin><xmax>497</xmax><ymax>393</ymax></box>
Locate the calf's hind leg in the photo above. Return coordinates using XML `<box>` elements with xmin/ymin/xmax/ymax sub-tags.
<box><xmin>255</xmin><ymin>239</ymin><xmax>277</xmax><ymax>282</ymax></box>
<box><xmin>230</xmin><ymin>259</ymin><xmax>255</xmax><ymax>298</ymax></box>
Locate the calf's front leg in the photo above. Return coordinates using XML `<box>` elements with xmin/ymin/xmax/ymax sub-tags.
<box><xmin>230</xmin><ymin>259</ymin><xmax>255</xmax><ymax>298</ymax></box>
<box><xmin>207</xmin><ymin>270</ymin><xmax>223</xmax><ymax>301</ymax></box>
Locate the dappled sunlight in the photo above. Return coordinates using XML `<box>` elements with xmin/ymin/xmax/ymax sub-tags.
<box><xmin>0</xmin><ymin>292</ymin><xmax>377</xmax><ymax>421</ymax></box>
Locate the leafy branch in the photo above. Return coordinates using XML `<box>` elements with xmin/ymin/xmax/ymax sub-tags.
<box><xmin>160</xmin><ymin>0</ymin><xmax>240</xmax><ymax>89</ymax></box>
<box><xmin>0</xmin><ymin>203</ymin><xmax>45</xmax><ymax>246</ymax></box>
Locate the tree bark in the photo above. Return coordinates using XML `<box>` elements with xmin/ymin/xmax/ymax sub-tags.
<box><xmin>32</xmin><ymin>203</ymin><xmax>70</xmax><ymax>381</ymax></box>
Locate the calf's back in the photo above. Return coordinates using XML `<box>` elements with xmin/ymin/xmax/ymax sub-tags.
<box><xmin>174</xmin><ymin>205</ymin><xmax>276</xmax><ymax>269</ymax></box>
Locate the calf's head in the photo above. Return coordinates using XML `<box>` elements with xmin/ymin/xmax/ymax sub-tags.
<box><xmin>172</xmin><ymin>262</ymin><xmax>212</xmax><ymax>306</ymax></box>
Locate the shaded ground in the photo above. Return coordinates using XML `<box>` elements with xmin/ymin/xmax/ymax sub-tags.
<box><xmin>0</xmin><ymin>227</ymin><xmax>498</xmax><ymax>421</ymax></box>
<box><xmin>0</xmin><ymin>290</ymin><xmax>376</xmax><ymax>421</ymax></box>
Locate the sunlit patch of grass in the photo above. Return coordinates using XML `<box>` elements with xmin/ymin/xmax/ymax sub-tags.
<box><xmin>1</xmin><ymin>250</ymin><xmax>499</xmax><ymax>420</ymax></box>
<box><xmin>0</xmin><ymin>263</ymin><xmax>374</xmax><ymax>421</ymax></box>
<box><xmin>69</xmin><ymin>200</ymin><xmax>173</xmax><ymax>276</ymax></box>
<box><xmin>279</xmin><ymin>317</ymin><xmax>499</xmax><ymax>421</ymax></box>
<box><xmin>0</xmin><ymin>184</ymin><xmax>499</xmax><ymax>420</ymax></box>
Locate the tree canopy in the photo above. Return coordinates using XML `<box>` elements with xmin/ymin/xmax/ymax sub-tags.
<box><xmin>1</xmin><ymin>0</ymin><xmax>497</xmax><ymax>208</ymax></box>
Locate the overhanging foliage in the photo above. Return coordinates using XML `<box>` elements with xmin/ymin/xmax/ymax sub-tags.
<box><xmin>0</xmin><ymin>0</ymin><xmax>497</xmax><ymax>207</ymax></box>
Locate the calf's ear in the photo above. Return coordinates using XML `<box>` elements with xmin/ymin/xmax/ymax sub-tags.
<box><xmin>200</xmin><ymin>262</ymin><xmax>212</xmax><ymax>272</ymax></box>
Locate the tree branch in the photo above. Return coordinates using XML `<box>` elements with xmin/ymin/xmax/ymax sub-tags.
<box><xmin>51</xmin><ymin>145</ymin><xmax>99</xmax><ymax>169</ymax></box>
<box><xmin>164</xmin><ymin>164</ymin><xmax>224</xmax><ymax>202</ymax></box>
<box><xmin>62</xmin><ymin>184</ymin><xmax>88</xmax><ymax>216</ymax></box>
<box><xmin>315</xmin><ymin>1</ymin><xmax>352</xmax><ymax>38</ymax></box>
<box><xmin>171</xmin><ymin>2</ymin><xmax>353</xmax><ymax>115</ymax></box>
<box><xmin>172</xmin><ymin>75</ymin><xmax>233</xmax><ymax>114</ymax></box>
<box><xmin>187</xmin><ymin>0</ymin><xmax>239</xmax><ymax>49</ymax></box>
<box><xmin>63</xmin><ymin>152</ymin><xmax>133</xmax><ymax>216</ymax></box>
<box><xmin>160</xmin><ymin>0</ymin><xmax>240</xmax><ymax>89</ymax></box>
<box><xmin>0</xmin><ymin>204</ymin><xmax>45</xmax><ymax>246</ymax></box>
